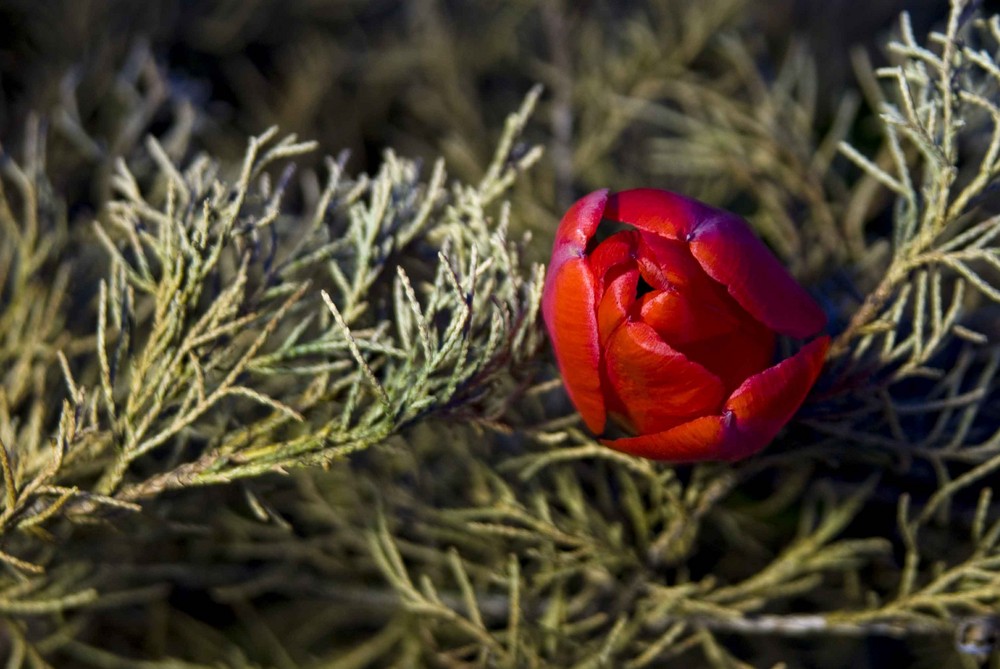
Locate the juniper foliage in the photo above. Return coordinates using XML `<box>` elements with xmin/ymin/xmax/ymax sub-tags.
<box><xmin>2</xmin><ymin>1</ymin><xmax>1000</xmax><ymax>668</ymax></box>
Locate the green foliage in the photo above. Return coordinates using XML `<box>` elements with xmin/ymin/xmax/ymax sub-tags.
<box><xmin>5</xmin><ymin>0</ymin><xmax>1000</xmax><ymax>668</ymax></box>
<box><xmin>0</xmin><ymin>77</ymin><xmax>544</xmax><ymax>665</ymax></box>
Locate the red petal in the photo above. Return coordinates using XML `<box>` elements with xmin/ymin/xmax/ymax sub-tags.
<box><xmin>603</xmin><ymin>320</ymin><xmax>725</xmax><ymax>435</ymax></box>
<box><xmin>720</xmin><ymin>335</ymin><xmax>830</xmax><ymax>460</ymax></box>
<box><xmin>605</xmin><ymin>189</ymin><xmax>826</xmax><ymax>339</ymax></box>
<box><xmin>602</xmin><ymin>415</ymin><xmax>726</xmax><ymax>462</ymax></box>
<box><xmin>551</xmin><ymin>189</ymin><xmax>609</xmax><ymax>267</ymax></box>
<box><xmin>635</xmin><ymin>234</ymin><xmax>704</xmax><ymax>291</ymax></box>
<box><xmin>675</xmin><ymin>323</ymin><xmax>775</xmax><ymax>393</ymax></box>
<box><xmin>688</xmin><ymin>213</ymin><xmax>826</xmax><ymax>339</ymax></box>
<box><xmin>604</xmin><ymin>188</ymin><xmax>696</xmax><ymax>241</ymax></box>
<box><xmin>602</xmin><ymin>336</ymin><xmax>829</xmax><ymax>463</ymax></box>
<box><xmin>640</xmin><ymin>289</ymin><xmax>737</xmax><ymax>346</ymax></box>
<box><xmin>635</xmin><ymin>231</ymin><xmax>748</xmax><ymax>351</ymax></box>
<box><xmin>597</xmin><ymin>265</ymin><xmax>637</xmax><ymax>347</ymax></box>
<box><xmin>588</xmin><ymin>231</ymin><xmax>639</xmax><ymax>288</ymax></box>
<box><xmin>544</xmin><ymin>190</ymin><xmax>612</xmax><ymax>434</ymax></box>
<box><xmin>542</xmin><ymin>257</ymin><xmax>606</xmax><ymax>434</ymax></box>
<box><xmin>590</xmin><ymin>232</ymin><xmax>641</xmax><ymax>347</ymax></box>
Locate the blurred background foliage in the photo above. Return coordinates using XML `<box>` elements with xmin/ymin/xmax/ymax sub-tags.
<box><xmin>5</xmin><ymin>0</ymin><xmax>1000</xmax><ymax>668</ymax></box>
<box><xmin>0</xmin><ymin>0</ymin><xmax>944</xmax><ymax>245</ymax></box>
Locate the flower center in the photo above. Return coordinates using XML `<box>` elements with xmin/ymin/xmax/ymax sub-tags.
<box><xmin>589</xmin><ymin>229</ymin><xmax>777</xmax><ymax>396</ymax></box>
<box><xmin>635</xmin><ymin>275</ymin><xmax>655</xmax><ymax>299</ymax></box>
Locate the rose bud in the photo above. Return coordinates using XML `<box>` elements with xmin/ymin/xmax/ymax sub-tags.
<box><xmin>543</xmin><ymin>189</ymin><xmax>829</xmax><ymax>462</ymax></box>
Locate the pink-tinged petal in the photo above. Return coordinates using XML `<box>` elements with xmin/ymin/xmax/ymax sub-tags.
<box><xmin>603</xmin><ymin>320</ymin><xmax>725</xmax><ymax>435</ymax></box>
<box><xmin>602</xmin><ymin>415</ymin><xmax>726</xmax><ymax>462</ymax></box>
<box><xmin>720</xmin><ymin>335</ymin><xmax>831</xmax><ymax>460</ymax></box>
<box><xmin>542</xmin><ymin>257</ymin><xmax>606</xmax><ymax>434</ymax></box>
<box><xmin>605</xmin><ymin>189</ymin><xmax>825</xmax><ymax>339</ymax></box>
<box><xmin>687</xmin><ymin>213</ymin><xmax>826</xmax><ymax>339</ymax></box>
<box><xmin>550</xmin><ymin>189</ymin><xmax>609</xmax><ymax>269</ymax></box>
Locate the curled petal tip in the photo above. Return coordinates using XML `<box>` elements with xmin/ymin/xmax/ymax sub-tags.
<box><xmin>603</xmin><ymin>188</ymin><xmax>695</xmax><ymax>240</ymax></box>
<box><xmin>720</xmin><ymin>335</ymin><xmax>830</xmax><ymax>460</ymax></box>
<box><xmin>552</xmin><ymin>189</ymin><xmax>609</xmax><ymax>261</ymax></box>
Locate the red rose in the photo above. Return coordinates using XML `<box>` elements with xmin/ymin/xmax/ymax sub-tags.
<box><xmin>543</xmin><ymin>189</ymin><xmax>829</xmax><ymax>462</ymax></box>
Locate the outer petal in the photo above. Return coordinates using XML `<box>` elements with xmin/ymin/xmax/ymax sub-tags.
<box><xmin>687</xmin><ymin>213</ymin><xmax>826</xmax><ymax>339</ymax></box>
<box><xmin>551</xmin><ymin>189</ymin><xmax>609</xmax><ymax>268</ymax></box>
<box><xmin>543</xmin><ymin>190</ymin><xmax>610</xmax><ymax>434</ymax></box>
<box><xmin>720</xmin><ymin>335</ymin><xmax>831</xmax><ymax>460</ymax></box>
<box><xmin>602</xmin><ymin>415</ymin><xmax>726</xmax><ymax>462</ymax></box>
<box><xmin>604</xmin><ymin>188</ymin><xmax>695</xmax><ymax>241</ymax></box>
<box><xmin>603</xmin><ymin>320</ymin><xmax>725</xmax><ymax>435</ymax></box>
<box><xmin>603</xmin><ymin>336</ymin><xmax>829</xmax><ymax>462</ymax></box>
<box><xmin>605</xmin><ymin>189</ymin><xmax>826</xmax><ymax>339</ymax></box>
